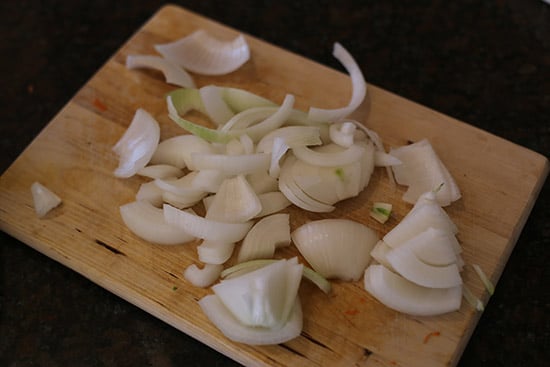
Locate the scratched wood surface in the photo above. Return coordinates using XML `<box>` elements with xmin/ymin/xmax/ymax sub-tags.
<box><xmin>0</xmin><ymin>5</ymin><xmax>548</xmax><ymax>367</ymax></box>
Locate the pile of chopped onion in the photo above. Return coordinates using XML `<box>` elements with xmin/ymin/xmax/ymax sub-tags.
<box><xmin>111</xmin><ymin>30</ymin><xmax>470</xmax><ymax>344</ymax></box>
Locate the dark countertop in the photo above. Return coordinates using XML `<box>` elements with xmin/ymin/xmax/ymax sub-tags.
<box><xmin>1</xmin><ymin>1</ymin><xmax>548</xmax><ymax>366</ymax></box>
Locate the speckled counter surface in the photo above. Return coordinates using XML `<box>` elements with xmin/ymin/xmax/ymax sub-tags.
<box><xmin>1</xmin><ymin>1</ymin><xmax>548</xmax><ymax>366</ymax></box>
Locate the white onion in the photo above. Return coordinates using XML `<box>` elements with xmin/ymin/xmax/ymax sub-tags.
<box><xmin>30</xmin><ymin>182</ymin><xmax>62</xmax><ymax>217</ymax></box>
<box><xmin>237</xmin><ymin>213</ymin><xmax>291</xmax><ymax>263</ymax></box>
<box><xmin>155</xmin><ymin>30</ymin><xmax>250</xmax><ymax>75</ymax></box>
<box><xmin>137</xmin><ymin>164</ymin><xmax>183</xmax><ymax>179</ymax></box>
<box><xmin>291</xmin><ymin>219</ymin><xmax>378</xmax><ymax>281</ymax></box>
<box><xmin>163</xmin><ymin>204</ymin><xmax>253</xmax><ymax>243</ymax></box>
<box><xmin>205</xmin><ymin>175</ymin><xmax>262</xmax><ymax>223</ymax></box>
<box><xmin>191</xmin><ymin>152</ymin><xmax>270</xmax><ymax>176</ymax></box>
<box><xmin>364</xmin><ymin>264</ymin><xmax>462</xmax><ymax>316</ymax></box>
<box><xmin>307</xmin><ymin>43</ymin><xmax>367</xmax><ymax>122</ymax></box>
<box><xmin>197</xmin><ymin>240</ymin><xmax>235</xmax><ymax>265</ymax></box>
<box><xmin>113</xmin><ymin>108</ymin><xmax>160</xmax><ymax>178</ymax></box>
<box><xmin>136</xmin><ymin>181</ymin><xmax>164</xmax><ymax>207</ymax></box>
<box><xmin>120</xmin><ymin>201</ymin><xmax>195</xmax><ymax>245</ymax></box>
<box><xmin>199</xmin><ymin>85</ymin><xmax>235</xmax><ymax>125</ymax></box>
<box><xmin>292</xmin><ymin>143</ymin><xmax>365</xmax><ymax>167</ymax></box>
<box><xmin>246</xmin><ymin>170</ymin><xmax>279</xmax><ymax>194</ymax></box>
<box><xmin>256</xmin><ymin>126</ymin><xmax>322</xmax><ymax>153</ymax></box>
<box><xmin>150</xmin><ymin>134</ymin><xmax>214</xmax><ymax>170</ymax></box>
<box><xmin>198</xmin><ymin>295</ymin><xmax>302</xmax><ymax>345</ymax></box>
<box><xmin>329</xmin><ymin>121</ymin><xmax>356</xmax><ymax>148</ymax></box>
<box><xmin>255</xmin><ymin>191</ymin><xmax>291</xmax><ymax>218</ymax></box>
<box><xmin>125</xmin><ymin>54</ymin><xmax>195</xmax><ymax>88</ymax></box>
<box><xmin>183</xmin><ymin>263</ymin><xmax>223</xmax><ymax>288</ymax></box>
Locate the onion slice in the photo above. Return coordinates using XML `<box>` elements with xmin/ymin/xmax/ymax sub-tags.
<box><xmin>292</xmin><ymin>219</ymin><xmax>378</xmax><ymax>281</ymax></box>
<box><xmin>183</xmin><ymin>263</ymin><xmax>223</xmax><ymax>288</ymax></box>
<box><xmin>125</xmin><ymin>54</ymin><xmax>195</xmax><ymax>88</ymax></box>
<box><xmin>113</xmin><ymin>108</ymin><xmax>160</xmax><ymax>178</ymax></box>
<box><xmin>120</xmin><ymin>201</ymin><xmax>195</xmax><ymax>245</ymax></box>
<box><xmin>364</xmin><ymin>264</ymin><xmax>462</xmax><ymax>316</ymax></box>
<box><xmin>205</xmin><ymin>175</ymin><xmax>262</xmax><ymax>223</ymax></box>
<box><xmin>307</xmin><ymin>43</ymin><xmax>367</xmax><ymax>122</ymax></box>
<box><xmin>155</xmin><ymin>30</ymin><xmax>250</xmax><ymax>76</ymax></box>
<box><xmin>31</xmin><ymin>182</ymin><xmax>62</xmax><ymax>217</ymax></box>
<box><xmin>237</xmin><ymin>213</ymin><xmax>291</xmax><ymax>263</ymax></box>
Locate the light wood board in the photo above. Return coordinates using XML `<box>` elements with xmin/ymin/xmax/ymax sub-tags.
<box><xmin>1</xmin><ymin>5</ymin><xmax>548</xmax><ymax>367</ymax></box>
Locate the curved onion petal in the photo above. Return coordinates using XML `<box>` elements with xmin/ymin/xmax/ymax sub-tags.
<box><xmin>163</xmin><ymin>204</ymin><xmax>253</xmax><ymax>243</ymax></box>
<box><xmin>125</xmin><ymin>54</ymin><xmax>196</xmax><ymax>88</ymax></box>
<box><xmin>120</xmin><ymin>201</ymin><xmax>195</xmax><ymax>245</ymax></box>
<box><xmin>137</xmin><ymin>164</ymin><xmax>183</xmax><ymax>179</ymax></box>
<box><xmin>197</xmin><ymin>240</ymin><xmax>235</xmax><ymax>265</ymax></box>
<box><xmin>155</xmin><ymin>30</ymin><xmax>250</xmax><ymax>75</ymax></box>
<box><xmin>220</xmin><ymin>107</ymin><xmax>278</xmax><ymax>132</ymax></box>
<box><xmin>183</xmin><ymin>263</ymin><xmax>223</xmax><ymax>288</ymax></box>
<box><xmin>205</xmin><ymin>175</ymin><xmax>262</xmax><ymax>223</ymax></box>
<box><xmin>291</xmin><ymin>219</ymin><xmax>379</xmax><ymax>281</ymax></box>
<box><xmin>292</xmin><ymin>143</ymin><xmax>365</xmax><ymax>167</ymax></box>
<box><xmin>247</xmin><ymin>170</ymin><xmax>279</xmax><ymax>194</ymax></box>
<box><xmin>166</xmin><ymin>88</ymin><xmax>206</xmax><ymax>115</ymax></box>
<box><xmin>256</xmin><ymin>126</ymin><xmax>322</xmax><ymax>153</ymax></box>
<box><xmin>211</xmin><ymin>258</ymin><xmax>302</xmax><ymax>328</ymax></box>
<box><xmin>199</xmin><ymin>295</ymin><xmax>302</xmax><ymax>345</ymax></box>
<box><xmin>136</xmin><ymin>181</ymin><xmax>164</xmax><ymax>207</ymax></box>
<box><xmin>221</xmin><ymin>87</ymin><xmax>277</xmax><ymax>112</ymax></box>
<box><xmin>255</xmin><ymin>191</ymin><xmax>291</xmax><ymax>218</ymax></box>
<box><xmin>150</xmin><ymin>134</ymin><xmax>214</xmax><ymax>170</ymax></box>
<box><xmin>200</xmin><ymin>85</ymin><xmax>235</xmax><ymax>125</ymax></box>
<box><xmin>307</xmin><ymin>43</ymin><xmax>367</xmax><ymax>122</ymax></box>
<box><xmin>237</xmin><ymin>213</ymin><xmax>291</xmax><ymax>263</ymax></box>
<box><xmin>31</xmin><ymin>182</ymin><xmax>62</xmax><ymax>217</ymax></box>
<box><xmin>389</xmin><ymin>139</ymin><xmax>461</xmax><ymax>206</ymax></box>
<box><xmin>385</xmin><ymin>245</ymin><xmax>462</xmax><ymax>289</ymax></box>
<box><xmin>191</xmin><ymin>152</ymin><xmax>271</xmax><ymax>176</ymax></box>
<box><xmin>364</xmin><ymin>264</ymin><xmax>462</xmax><ymax>316</ymax></box>
<box><xmin>374</xmin><ymin>151</ymin><xmax>402</xmax><ymax>167</ymax></box>
<box><xmin>113</xmin><ymin>108</ymin><xmax>160</xmax><ymax>178</ymax></box>
<box><xmin>329</xmin><ymin>121</ymin><xmax>357</xmax><ymax>148</ymax></box>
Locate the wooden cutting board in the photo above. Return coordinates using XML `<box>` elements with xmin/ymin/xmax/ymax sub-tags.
<box><xmin>0</xmin><ymin>5</ymin><xmax>547</xmax><ymax>367</ymax></box>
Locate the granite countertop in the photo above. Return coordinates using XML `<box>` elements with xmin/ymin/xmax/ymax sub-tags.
<box><xmin>1</xmin><ymin>1</ymin><xmax>548</xmax><ymax>366</ymax></box>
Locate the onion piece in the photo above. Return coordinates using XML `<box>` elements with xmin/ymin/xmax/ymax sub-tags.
<box><xmin>221</xmin><ymin>87</ymin><xmax>277</xmax><ymax>112</ymax></box>
<box><xmin>166</xmin><ymin>88</ymin><xmax>206</xmax><ymax>115</ymax></box>
<box><xmin>292</xmin><ymin>219</ymin><xmax>379</xmax><ymax>281</ymax></box>
<box><xmin>256</xmin><ymin>126</ymin><xmax>322</xmax><ymax>153</ymax></box>
<box><xmin>364</xmin><ymin>264</ymin><xmax>462</xmax><ymax>316</ymax></box>
<box><xmin>197</xmin><ymin>240</ymin><xmax>235</xmax><ymax>265</ymax></box>
<box><xmin>255</xmin><ymin>191</ymin><xmax>291</xmax><ymax>218</ymax></box>
<box><xmin>221</xmin><ymin>259</ymin><xmax>332</xmax><ymax>294</ymax></box>
<box><xmin>183</xmin><ymin>263</ymin><xmax>223</xmax><ymax>288</ymax></box>
<box><xmin>247</xmin><ymin>170</ymin><xmax>279</xmax><ymax>194</ymax></box>
<box><xmin>113</xmin><ymin>108</ymin><xmax>160</xmax><ymax>178</ymax></box>
<box><xmin>199</xmin><ymin>85</ymin><xmax>235</xmax><ymax>125</ymax></box>
<box><xmin>198</xmin><ymin>294</ymin><xmax>302</xmax><ymax>345</ymax></box>
<box><xmin>370</xmin><ymin>241</ymin><xmax>395</xmax><ymax>270</ymax></box>
<box><xmin>268</xmin><ymin>137</ymin><xmax>289</xmax><ymax>178</ymax></box>
<box><xmin>307</xmin><ymin>43</ymin><xmax>367</xmax><ymax>122</ymax></box>
<box><xmin>125</xmin><ymin>54</ymin><xmax>195</xmax><ymax>88</ymax></box>
<box><xmin>155</xmin><ymin>30</ymin><xmax>250</xmax><ymax>75</ymax></box>
<box><xmin>205</xmin><ymin>175</ymin><xmax>262</xmax><ymax>223</ymax></box>
<box><xmin>137</xmin><ymin>164</ymin><xmax>183</xmax><ymax>179</ymax></box>
<box><xmin>462</xmin><ymin>285</ymin><xmax>485</xmax><ymax>312</ymax></box>
<box><xmin>472</xmin><ymin>264</ymin><xmax>495</xmax><ymax>295</ymax></box>
<box><xmin>136</xmin><ymin>181</ymin><xmax>164</xmax><ymax>207</ymax></box>
<box><xmin>390</xmin><ymin>139</ymin><xmax>461</xmax><ymax>206</ymax></box>
<box><xmin>150</xmin><ymin>134</ymin><xmax>214</xmax><ymax>170</ymax></box>
<box><xmin>120</xmin><ymin>201</ymin><xmax>195</xmax><ymax>245</ymax></box>
<box><xmin>163</xmin><ymin>204</ymin><xmax>253</xmax><ymax>243</ymax></box>
<box><xmin>329</xmin><ymin>121</ymin><xmax>357</xmax><ymax>148</ymax></box>
<box><xmin>191</xmin><ymin>152</ymin><xmax>270</xmax><ymax>176</ymax></box>
<box><xmin>210</xmin><ymin>258</ymin><xmax>302</xmax><ymax>329</ymax></box>
<box><xmin>237</xmin><ymin>213</ymin><xmax>291</xmax><ymax>263</ymax></box>
<box><xmin>292</xmin><ymin>143</ymin><xmax>365</xmax><ymax>168</ymax></box>
<box><xmin>31</xmin><ymin>182</ymin><xmax>62</xmax><ymax>217</ymax></box>
<box><xmin>370</xmin><ymin>202</ymin><xmax>392</xmax><ymax>224</ymax></box>
<box><xmin>374</xmin><ymin>151</ymin><xmax>402</xmax><ymax>167</ymax></box>
<box><xmin>385</xmin><ymin>245</ymin><xmax>462</xmax><ymax>288</ymax></box>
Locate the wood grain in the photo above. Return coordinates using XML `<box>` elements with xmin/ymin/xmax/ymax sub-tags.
<box><xmin>0</xmin><ymin>5</ymin><xmax>547</xmax><ymax>367</ymax></box>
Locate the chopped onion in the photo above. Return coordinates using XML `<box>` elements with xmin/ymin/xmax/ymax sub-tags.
<box><xmin>183</xmin><ymin>263</ymin><xmax>223</xmax><ymax>288</ymax></box>
<box><xmin>291</xmin><ymin>219</ymin><xmax>378</xmax><ymax>281</ymax></box>
<box><xmin>30</xmin><ymin>182</ymin><xmax>62</xmax><ymax>217</ymax></box>
<box><xmin>462</xmin><ymin>285</ymin><xmax>485</xmax><ymax>312</ymax></box>
<box><xmin>268</xmin><ymin>137</ymin><xmax>289</xmax><ymax>178</ymax></box>
<box><xmin>163</xmin><ymin>204</ymin><xmax>253</xmax><ymax>243</ymax></box>
<box><xmin>136</xmin><ymin>181</ymin><xmax>164</xmax><ymax>207</ymax></box>
<box><xmin>198</xmin><ymin>295</ymin><xmax>302</xmax><ymax>345</ymax></box>
<box><xmin>255</xmin><ymin>191</ymin><xmax>291</xmax><ymax>218</ymax></box>
<box><xmin>292</xmin><ymin>143</ymin><xmax>365</xmax><ymax>168</ymax></box>
<box><xmin>374</xmin><ymin>151</ymin><xmax>402</xmax><ymax>167</ymax></box>
<box><xmin>472</xmin><ymin>264</ymin><xmax>495</xmax><ymax>295</ymax></box>
<box><xmin>150</xmin><ymin>134</ymin><xmax>214</xmax><ymax>170</ymax></box>
<box><xmin>247</xmin><ymin>170</ymin><xmax>279</xmax><ymax>194</ymax></box>
<box><xmin>364</xmin><ymin>264</ymin><xmax>462</xmax><ymax>316</ymax></box>
<box><xmin>307</xmin><ymin>43</ymin><xmax>367</xmax><ymax>122</ymax></box>
<box><xmin>385</xmin><ymin>245</ymin><xmax>462</xmax><ymax>288</ymax></box>
<box><xmin>197</xmin><ymin>240</ymin><xmax>235</xmax><ymax>265</ymax></box>
<box><xmin>390</xmin><ymin>139</ymin><xmax>461</xmax><ymax>206</ymax></box>
<box><xmin>137</xmin><ymin>164</ymin><xmax>183</xmax><ymax>179</ymax></box>
<box><xmin>205</xmin><ymin>175</ymin><xmax>262</xmax><ymax>223</ymax></box>
<box><xmin>329</xmin><ymin>121</ymin><xmax>357</xmax><ymax>148</ymax></box>
<box><xmin>370</xmin><ymin>202</ymin><xmax>392</xmax><ymax>223</ymax></box>
<box><xmin>125</xmin><ymin>54</ymin><xmax>195</xmax><ymax>88</ymax></box>
<box><xmin>120</xmin><ymin>201</ymin><xmax>195</xmax><ymax>245</ymax></box>
<box><xmin>191</xmin><ymin>152</ymin><xmax>270</xmax><ymax>176</ymax></box>
<box><xmin>210</xmin><ymin>258</ymin><xmax>302</xmax><ymax>329</ymax></box>
<box><xmin>155</xmin><ymin>30</ymin><xmax>250</xmax><ymax>75</ymax></box>
<box><xmin>166</xmin><ymin>88</ymin><xmax>206</xmax><ymax>115</ymax></box>
<box><xmin>221</xmin><ymin>87</ymin><xmax>277</xmax><ymax>112</ymax></box>
<box><xmin>256</xmin><ymin>126</ymin><xmax>322</xmax><ymax>153</ymax></box>
<box><xmin>199</xmin><ymin>85</ymin><xmax>235</xmax><ymax>125</ymax></box>
<box><xmin>113</xmin><ymin>108</ymin><xmax>160</xmax><ymax>178</ymax></box>
<box><xmin>370</xmin><ymin>241</ymin><xmax>395</xmax><ymax>270</ymax></box>
<box><xmin>237</xmin><ymin>213</ymin><xmax>291</xmax><ymax>263</ymax></box>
